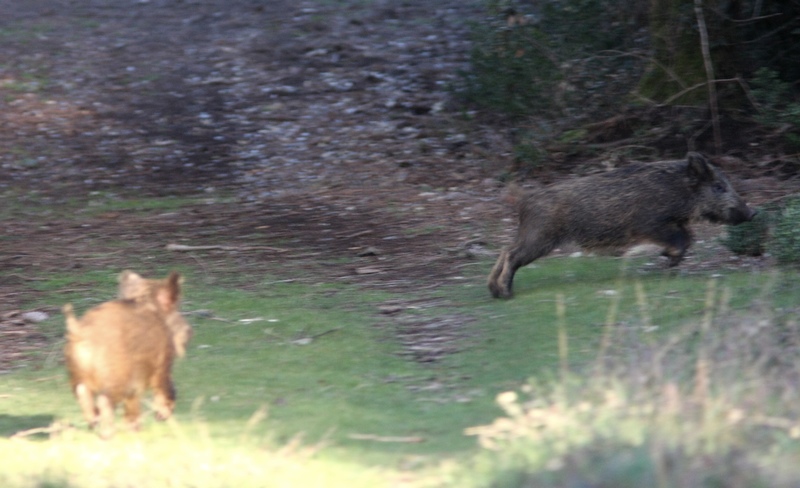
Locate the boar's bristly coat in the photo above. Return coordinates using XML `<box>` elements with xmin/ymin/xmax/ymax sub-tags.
<box><xmin>63</xmin><ymin>271</ymin><xmax>187</xmax><ymax>436</ymax></box>
<box><xmin>488</xmin><ymin>152</ymin><xmax>756</xmax><ymax>299</ymax></box>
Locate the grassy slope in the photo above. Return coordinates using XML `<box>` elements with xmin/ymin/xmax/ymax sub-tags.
<box><xmin>0</xmin><ymin>246</ymin><xmax>785</xmax><ymax>487</ymax></box>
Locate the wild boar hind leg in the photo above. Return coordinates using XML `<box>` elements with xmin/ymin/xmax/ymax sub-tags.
<box><xmin>487</xmin><ymin>249</ymin><xmax>510</xmax><ymax>298</ymax></box>
<box><xmin>488</xmin><ymin>234</ymin><xmax>557</xmax><ymax>298</ymax></box>
<box><xmin>122</xmin><ymin>394</ymin><xmax>143</xmax><ymax>430</ymax></box>
<box><xmin>96</xmin><ymin>394</ymin><xmax>116</xmax><ymax>438</ymax></box>
<box><xmin>74</xmin><ymin>383</ymin><xmax>98</xmax><ymax>428</ymax></box>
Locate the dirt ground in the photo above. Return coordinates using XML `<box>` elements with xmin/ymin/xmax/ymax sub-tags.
<box><xmin>0</xmin><ymin>0</ymin><xmax>793</xmax><ymax>370</ymax></box>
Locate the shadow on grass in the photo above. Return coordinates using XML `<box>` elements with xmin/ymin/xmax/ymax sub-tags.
<box><xmin>0</xmin><ymin>414</ymin><xmax>56</xmax><ymax>438</ymax></box>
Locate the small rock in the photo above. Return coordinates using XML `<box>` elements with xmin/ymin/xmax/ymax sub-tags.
<box><xmin>378</xmin><ymin>305</ymin><xmax>403</xmax><ymax>315</ymax></box>
<box><xmin>357</xmin><ymin>246</ymin><xmax>380</xmax><ymax>257</ymax></box>
<box><xmin>22</xmin><ymin>311</ymin><xmax>49</xmax><ymax>323</ymax></box>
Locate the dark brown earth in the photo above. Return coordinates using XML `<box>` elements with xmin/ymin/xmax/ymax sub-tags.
<box><xmin>0</xmin><ymin>0</ymin><xmax>795</xmax><ymax>371</ymax></box>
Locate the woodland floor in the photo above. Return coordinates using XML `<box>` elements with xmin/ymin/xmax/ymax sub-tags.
<box><xmin>0</xmin><ymin>0</ymin><xmax>796</xmax><ymax>371</ymax></box>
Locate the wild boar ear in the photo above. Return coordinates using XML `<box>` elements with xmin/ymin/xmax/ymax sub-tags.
<box><xmin>166</xmin><ymin>271</ymin><xmax>183</xmax><ymax>291</ymax></box>
<box><xmin>118</xmin><ymin>270</ymin><xmax>141</xmax><ymax>283</ymax></box>
<box><xmin>686</xmin><ymin>152</ymin><xmax>714</xmax><ymax>182</ymax></box>
<box><xmin>118</xmin><ymin>270</ymin><xmax>144</xmax><ymax>299</ymax></box>
<box><xmin>156</xmin><ymin>272</ymin><xmax>182</xmax><ymax>312</ymax></box>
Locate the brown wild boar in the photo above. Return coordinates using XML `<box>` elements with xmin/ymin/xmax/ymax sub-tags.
<box><xmin>117</xmin><ymin>270</ymin><xmax>192</xmax><ymax>358</ymax></box>
<box><xmin>488</xmin><ymin>152</ymin><xmax>756</xmax><ymax>298</ymax></box>
<box><xmin>63</xmin><ymin>271</ymin><xmax>187</xmax><ymax>435</ymax></box>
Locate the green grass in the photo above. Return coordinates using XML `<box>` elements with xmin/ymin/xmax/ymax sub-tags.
<box><xmin>1</xmin><ymin>255</ymin><xmax>798</xmax><ymax>486</ymax></box>
<box><xmin>0</xmin><ymin>188</ymin><xmax>221</xmax><ymax>222</ymax></box>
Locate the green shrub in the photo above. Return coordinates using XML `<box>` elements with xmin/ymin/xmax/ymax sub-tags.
<box><xmin>460</xmin><ymin>9</ymin><xmax>562</xmax><ymax>117</ymax></box>
<box><xmin>720</xmin><ymin>207</ymin><xmax>770</xmax><ymax>256</ymax></box>
<box><xmin>458</xmin><ymin>0</ymin><xmax>646</xmax><ymax>119</ymax></box>
<box><xmin>512</xmin><ymin>130</ymin><xmax>545</xmax><ymax>172</ymax></box>
<box><xmin>771</xmin><ymin>197</ymin><xmax>800</xmax><ymax>264</ymax></box>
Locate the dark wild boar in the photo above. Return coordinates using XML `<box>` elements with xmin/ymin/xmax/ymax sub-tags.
<box><xmin>488</xmin><ymin>152</ymin><xmax>756</xmax><ymax>298</ymax></box>
<box><xmin>63</xmin><ymin>271</ymin><xmax>187</xmax><ymax>435</ymax></box>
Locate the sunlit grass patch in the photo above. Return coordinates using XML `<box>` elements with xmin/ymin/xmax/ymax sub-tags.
<box><xmin>0</xmin><ymin>422</ymin><xmax>396</xmax><ymax>488</ymax></box>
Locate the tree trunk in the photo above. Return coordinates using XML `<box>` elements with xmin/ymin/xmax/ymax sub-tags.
<box><xmin>639</xmin><ymin>0</ymin><xmax>741</xmax><ymax>106</ymax></box>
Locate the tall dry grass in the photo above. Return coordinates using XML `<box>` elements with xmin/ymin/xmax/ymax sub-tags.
<box><xmin>463</xmin><ymin>274</ymin><xmax>800</xmax><ymax>487</ymax></box>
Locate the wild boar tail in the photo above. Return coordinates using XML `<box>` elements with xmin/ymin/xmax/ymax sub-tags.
<box><xmin>63</xmin><ymin>303</ymin><xmax>80</xmax><ymax>334</ymax></box>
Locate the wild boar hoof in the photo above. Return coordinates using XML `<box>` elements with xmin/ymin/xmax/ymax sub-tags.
<box><xmin>153</xmin><ymin>410</ymin><xmax>172</xmax><ymax>422</ymax></box>
<box><xmin>489</xmin><ymin>284</ymin><xmax>513</xmax><ymax>299</ymax></box>
<box><xmin>98</xmin><ymin>426</ymin><xmax>115</xmax><ymax>440</ymax></box>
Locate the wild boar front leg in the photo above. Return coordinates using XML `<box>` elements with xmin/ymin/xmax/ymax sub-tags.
<box><xmin>651</xmin><ymin>224</ymin><xmax>692</xmax><ymax>267</ymax></box>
